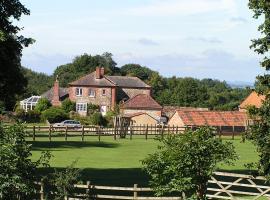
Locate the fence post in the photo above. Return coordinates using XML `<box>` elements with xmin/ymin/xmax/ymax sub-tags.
<box><xmin>130</xmin><ymin>125</ymin><xmax>133</xmax><ymax>140</ymax></box>
<box><xmin>65</xmin><ymin>126</ymin><xmax>68</xmax><ymax>141</ymax></box>
<box><xmin>133</xmin><ymin>184</ymin><xmax>138</xmax><ymax>200</ymax></box>
<box><xmin>161</xmin><ymin>125</ymin><xmax>164</xmax><ymax>139</ymax></box>
<box><xmin>49</xmin><ymin>125</ymin><xmax>52</xmax><ymax>142</ymax></box>
<box><xmin>40</xmin><ymin>180</ymin><xmax>45</xmax><ymax>200</ymax></box>
<box><xmin>232</xmin><ymin>126</ymin><xmax>235</xmax><ymax>140</ymax></box>
<box><xmin>86</xmin><ymin>181</ymin><xmax>91</xmax><ymax>198</ymax></box>
<box><xmin>33</xmin><ymin>126</ymin><xmax>36</xmax><ymax>141</ymax></box>
<box><xmin>114</xmin><ymin>124</ymin><xmax>117</xmax><ymax>140</ymax></box>
<box><xmin>81</xmin><ymin>125</ymin><xmax>85</xmax><ymax>141</ymax></box>
<box><xmin>145</xmin><ymin>125</ymin><xmax>148</xmax><ymax>140</ymax></box>
<box><xmin>98</xmin><ymin>126</ymin><xmax>101</xmax><ymax>142</ymax></box>
<box><xmin>219</xmin><ymin>126</ymin><xmax>222</xmax><ymax>139</ymax></box>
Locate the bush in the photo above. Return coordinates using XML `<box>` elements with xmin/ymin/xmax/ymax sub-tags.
<box><xmin>105</xmin><ymin>110</ymin><xmax>117</xmax><ymax>127</ymax></box>
<box><xmin>89</xmin><ymin>112</ymin><xmax>106</xmax><ymax>126</ymax></box>
<box><xmin>15</xmin><ymin>108</ymin><xmax>41</xmax><ymax>123</ymax></box>
<box><xmin>35</xmin><ymin>98</ymin><xmax>51</xmax><ymax>113</ymax></box>
<box><xmin>0</xmin><ymin>101</ymin><xmax>5</xmax><ymax>114</ymax></box>
<box><xmin>41</xmin><ymin>107</ymin><xmax>68</xmax><ymax>123</ymax></box>
<box><xmin>61</xmin><ymin>99</ymin><xmax>75</xmax><ymax>113</ymax></box>
<box><xmin>87</xmin><ymin>103</ymin><xmax>99</xmax><ymax>115</ymax></box>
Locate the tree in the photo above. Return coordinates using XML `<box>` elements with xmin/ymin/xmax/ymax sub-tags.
<box><xmin>41</xmin><ymin>107</ymin><xmax>68</xmax><ymax>123</ymax></box>
<box><xmin>61</xmin><ymin>99</ymin><xmax>75</xmax><ymax>113</ymax></box>
<box><xmin>244</xmin><ymin>1</ymin><xmax>270</xmax><ymax>178</ymax></box>
<box><xmin>0</xmin><ymin>0</ymin><xmax>34</xmax><ymax>110</ymax></box>
<box><xmin>0</xmin><ymin>123</ymin><xmax>51</xmax><ymax>199</ymax></box>
<box><xmin>120</xmin><ymin>64</ymin><xmax>155</xmax><ymax>81</ymax></box>
<box><xmin>142</xmin><ymin>127</ymin><xmax>237</xmax><ymax>199</ymax></box>
<box><xmin>35</xmin><ymin>98</ymin><xmax>52</xmax><ymax>113</ymax></box>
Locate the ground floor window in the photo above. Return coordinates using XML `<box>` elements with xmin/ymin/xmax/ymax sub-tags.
<box><xmin>76</xmin><ymin>103</ymin><xmax>87</xmax><ymax>112</ymax></box>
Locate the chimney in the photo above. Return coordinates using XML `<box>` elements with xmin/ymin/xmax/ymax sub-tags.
<box><xmin>101</xmin><ymin>67</ymin><xmax>105</xmax><ymax>77</ymax></box>
<box><xmin>51</xmin><ymin>75</ymin><xmax>61</xmax><ymax>106</ymax></box>
<box><xmin>96</xmin><ymin>67</ymin><xmax>101</xmax><ymax>79</ymax></box>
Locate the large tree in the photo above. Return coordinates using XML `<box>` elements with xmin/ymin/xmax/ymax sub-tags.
<box><xmin>245</xmin><ymin>1</ymin><xmax>270</xmax><ymax>177</ymax></box>
<box><xmin>0</xmin><ymin>0</ymin><xmax>34</xmax><ymax>110</ymax></box>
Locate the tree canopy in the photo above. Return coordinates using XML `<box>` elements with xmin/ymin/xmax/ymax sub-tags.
<box><xmin>0</xmin><ymin>0</ymin><xmax>34</xmax><ymax>109</ymax></box>
<box><xmin>245</xmin><ymin>0</ymin><xmax>270</xmax><ymax>178</ymax></box>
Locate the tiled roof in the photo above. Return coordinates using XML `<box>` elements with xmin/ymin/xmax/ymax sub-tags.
<box><xmin>176</xmin><ymin>110</ymin><xmax>247</xmax><ymax>126</ymax></box>
<box><xmin>106</xmin><ymin>76</ymin><xmax>151</xmax><ymax>88</ymax></box>
<box><xmin>163</xmin><ymin>106</ymin><xmax>209</xmax><ymax>118</ymax></box>
<box><xmin>41</xmin><ymin>87</ymin><xmax>69</xmax><ymax>101</ymax></box>
<box><xmin>69</xmin><ymin>72</ymin><xmax>151</xmax><ymax>88</ymax></box>
<box><xmin>69</xmin><ymin>72</ymin><xmax>115</xmax><ymax>87</ymax></box>
<box><xmin>239</xmin><ymin>91</ymin><xmax>265</xmax><ymax>109</ymax></box>
<box><xmin>121</xmin><ymin>94</ymin><xmax>162</xmax><ymax>110</ymax></box>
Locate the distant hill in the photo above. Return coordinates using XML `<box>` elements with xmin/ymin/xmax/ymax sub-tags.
<box><xmin>227</xmin><ymin>81</ymin><xmax>254</xmax><ymax>89</ymax></box>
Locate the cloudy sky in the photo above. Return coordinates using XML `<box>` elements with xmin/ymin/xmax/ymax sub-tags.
<box><xmin>20</xmin><ymin>0</ymin><xmax>264</xmax><ymax>83</ymax></box>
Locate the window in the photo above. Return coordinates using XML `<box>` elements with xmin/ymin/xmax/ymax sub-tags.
<box><xmin>89</xmin><ymin>89</ymin><xmax>96</xmax><ymax>97</ymax></box>
<box><xmin>102</xmin><ymin>89</ymin><xmax>106</xmax><ymax>96</ymax></box>
<box><xmin>76</xmin><ymin>88</ymin><xmax>82</xmax><ymax>96</ymax></box>
<box><xmin>76</xmin><ymin>103</ymin><xmax>87</xmax><ymax>112</ymax></box>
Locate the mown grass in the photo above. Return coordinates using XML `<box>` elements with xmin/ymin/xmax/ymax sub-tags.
<box><xmin>28</xmin><ymin>135</ymin><xmax>259</xmax><ymax>186</ymax></box>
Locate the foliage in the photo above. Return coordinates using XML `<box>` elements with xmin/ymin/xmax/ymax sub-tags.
<box><xmin>15</xmin><ymin>108</ymin><xmax>41</xmax><ymax>123</ymax></box>
<box><xmin>89</xmin><ymin>112</ymin><xmax>106</xmax><ymax>126</ymax></box>
<box><xmin>87</xmin><ymin>103</ymin><xmax>100</xmax><ymax>115</ymax></box>
<box><xmin>61</xmin><ymin>99</ymin><xmax>75</xmax><ymax>113</ymax></box>
<box><xmin>0</xmin><ymin>0</ymin><xmax>34</xmax><ymax>110</ymax></box>
<box><xmin>53</xmin><ymin>52</ymin><xmax>119</xmax><ymax>87</ymax></box>
<box><xmin>21</xmin><ymin>67</ymin><xmax>53</xmax><ymax>98</ymax></box>
<box><xmin>0</xmin><ymin>123</ymin><xmax>51</xmax><ymax>199</ymax></box>
<box><xmin>105</xmin><ymin>110</ymin><xmax>117</xmax><ymax>127</ymax></box>
<box><xmin>121</xmin><ymin>64</ymin><xmax>155</xmax><ymax>81</ymax></box>
<box><xmin>35</xmin><ymin>97</ymin><xmax>52</xmax><ymax>113</ymax></box>
<box><xmin>47</xmin><ymin>162</ymin><xmax>81</xmax><ymax>200</ymax></box>
<box><xmin>0</xmin><ymin>101</ymin><xmax>5</xmax><ymax>114</ymax></box>
<box><xmin>244</xmin><ymin>0</ymin><xmax>270</xmax><ymax>179</ymax></box>
<box><xmin>41</xmin><ymin>107</ymin><xmax>68</xmax><ymax>123</ymax></box>
<box><xmin>142</xmin><ymin>127</ymin><xmax>237</xmax><ymax>199</ymax></box>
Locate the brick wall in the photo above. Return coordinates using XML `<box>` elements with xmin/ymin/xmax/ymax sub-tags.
<box><xmin>69</xmin><ymin>86</ymin><xmax>112</xmax><ymax>108</ymax></box>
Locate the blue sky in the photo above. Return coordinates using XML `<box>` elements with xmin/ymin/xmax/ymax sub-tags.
<box><xmin>20</xmin><ymin>0</ymin><xmax>264</xmax><ymax>83</ymax></box>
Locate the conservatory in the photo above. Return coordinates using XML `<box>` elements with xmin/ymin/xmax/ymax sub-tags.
<box><xmin>20</xmin><ymin>96</ymin><xmax>41</xmax><ymax>111</ymax></box>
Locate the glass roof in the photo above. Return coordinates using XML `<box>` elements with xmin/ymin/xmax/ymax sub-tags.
<box><xmin>20</xmin><ymin>96</ymin><xmax>41</xmax><ymax>104</ymax></box>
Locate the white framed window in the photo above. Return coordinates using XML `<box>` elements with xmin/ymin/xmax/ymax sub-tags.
<box><xmin>76</xmin><ymin>103</ymin><xmax>87</xmax><ymax>112</ymax></box>
<box><xmin>76</xmin><ymin>88</ymin><xmax>82</xmax><ymax>96</ymax></box>
<box><xmin>102</xmin><ymin>89</ymin><xmax>106</xmax><ymax>96</ymax></box>
<box><xmin>89</xmin><ymin>89</ymin><xmax>96</xmax><ymax>97</ymax></box>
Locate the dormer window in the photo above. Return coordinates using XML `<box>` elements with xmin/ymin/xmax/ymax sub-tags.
<box><xmin>76</xmin><ymin>88</ymin><xmax>82</xmax><ymax>96</ymax></box>
<box><xmin>89</xmin><ymin>89</ymin><xmax>96</xmax><ymax>97</ymax></box>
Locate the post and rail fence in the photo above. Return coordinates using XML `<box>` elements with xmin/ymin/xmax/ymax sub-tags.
<box><xmin>18</xmin><ymin>124</ymin><xmax>246</xmax><ymax>141</ymax></box>
<box><xmin>35</xmin><ymin>172</ymin><xmax>270</xmax><ymax>200</ymax></box>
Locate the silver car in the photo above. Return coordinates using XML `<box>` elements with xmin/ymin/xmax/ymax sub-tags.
<box><xmin>52</xmin><ymin>120</ymin><xmax>82</xmax><ymax>128</ymax></box>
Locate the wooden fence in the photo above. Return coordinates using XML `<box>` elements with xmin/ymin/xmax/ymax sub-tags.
<box><xmin>23</xmin><ymin>124</ymin><xmax>244</xmax><ymax>141</ymax></box>
<box><xmin>36</xmin><ymin>172</ymin><xmax>270</xmax><ymax>200</ymax></box>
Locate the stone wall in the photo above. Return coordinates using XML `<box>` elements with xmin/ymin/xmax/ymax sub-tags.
<box><xmin>131</xmin><ymin>114</ymin><xmax>158</xmax><ymax>125</ymax></box>
<box><xmin>122</xmin><ymin>108</ymin><xmax>162</xmax><ymax>119</ymax></box>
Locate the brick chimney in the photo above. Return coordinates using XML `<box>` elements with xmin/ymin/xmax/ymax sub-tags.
<box><xmin>51</xmin><ymin>75</ymin><xmax>61</xmax><ymax>106</ymax></box>
<box><xmin>96</xmin><ymin>67</ymin><xmax>105</xmax><ymax>79</ymax></box>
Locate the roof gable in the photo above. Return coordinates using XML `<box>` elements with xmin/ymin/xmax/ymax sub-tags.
<box><xmin>239</xmin><ymin>91</ymin><xmax>265</xmax><ymax>109</ymax></box>
<box><xmin>175</xmin><ymin>110</ymin><xmax>247</xmax><ymax>126</ymax></box>
<box><xmin>121</xmin><ymin>94</ymin><xmax>162</xmax><ymax>110</ymax></box>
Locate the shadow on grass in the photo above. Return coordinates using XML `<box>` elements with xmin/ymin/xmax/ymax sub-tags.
<box><xmin>37</xmin><ymin>167</ymin><xmax>150</xmax><ymax>186</ymax></box>
<box><xmin>29</xmin><ymin>141</ymin><xmax>120</xmax><ymax>150</ymax></box>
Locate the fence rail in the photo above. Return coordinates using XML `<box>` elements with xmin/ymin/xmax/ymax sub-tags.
<box><xmin>21</xmin><ymin>124</ymin><xmax>244</xmax><ymax>141</ymax></box>
<box><xmin>36</xmin><ymin>172</ymin><xmax>270</xmax><ymax>200</ymax></box>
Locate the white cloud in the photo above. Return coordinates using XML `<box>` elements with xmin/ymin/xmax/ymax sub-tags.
<box><xmin>127</xmin><ymin>0</ymin><xmax>237</xmax><ymax>16</ymax></box>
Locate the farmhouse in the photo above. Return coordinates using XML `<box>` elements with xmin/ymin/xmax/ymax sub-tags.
<box><xmin>168</xmin><ymin>110</ymin><xmax>248</xmax><ymax>133</ymax></box>
<box><xmin>68</xmin><ymin>67</ymin><xmax>152</xmax><ymax>116</ymax></box>
<box><xmin>239</xmin><ymin>91</ymin><xmax>265</xmax><ymax>111</ymax></box>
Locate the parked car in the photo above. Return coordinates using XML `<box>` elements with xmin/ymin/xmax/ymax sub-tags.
<box><xmin>52</xmin><ymin>120</ymin><xmax>82</xmax><ymax>128</ymax></box>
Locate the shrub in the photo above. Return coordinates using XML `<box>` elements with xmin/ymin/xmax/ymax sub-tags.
<box><xmin>61</xmin><ymin>99</ymin><xmax>75</xmax><ymax>113</ymax></box>
<box><xmin>87</xmin><ymin>103</ymin><xmax>99</xmax><ymax>115</ymax></box>
<box><xmin>0</xmin><ymin>101</ymin><xmax>5</xmax><ymax>114</ymax></box>
<box><xmin>15</xmin><ymin>108</ymin><xmax>40</xmax><ymax>123</ymax></box>
<box><xmin>105</xmin><ymin>110</ymin><xmax>117</xmax><ymax>127</ymax></box>
<box><xmin>41</xmin><ymin>107</ymin><xmax>68</xmax><ymax>123</ymax></box>
<box><xmin>35</xmin><ymin>98</ymin><xmax>51</xmax><ymax>113</ymax></box>
<box><xmin>89</xmin><ymin>112</ymin><xmax>106</xmax><ymax>126</ymax></box>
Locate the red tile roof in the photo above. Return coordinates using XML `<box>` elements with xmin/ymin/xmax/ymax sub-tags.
<box><xmin>121</xmin><ymin>94</ymin><xmax>162</xmax><ymax>110</ymax></box>
<box><xmin>239</xmin><ymin>91</ymin><xmax>265</xmax><ymax>109</ymax></box>
<box><xmin>176</xmin><ymin>110</ymin><xmax>247</xmax><ymax>126</ymax></box>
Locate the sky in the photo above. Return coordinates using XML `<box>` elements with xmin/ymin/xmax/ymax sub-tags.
<box><xmin>19</xmin><ymin>0</ymin><xmax>265</xmax><ymax>84</ymax></box>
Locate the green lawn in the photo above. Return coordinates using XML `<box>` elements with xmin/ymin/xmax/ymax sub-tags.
<box><xmin>29</xmin><ymin>135</ymin><xmax>259</xmax><ymax>186</ymax></box>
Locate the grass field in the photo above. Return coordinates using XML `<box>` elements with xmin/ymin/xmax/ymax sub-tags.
<box><xmin>29</xmin><ymin>135</ymin><xmax>259</xmax><ymax>186</ymax></box>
